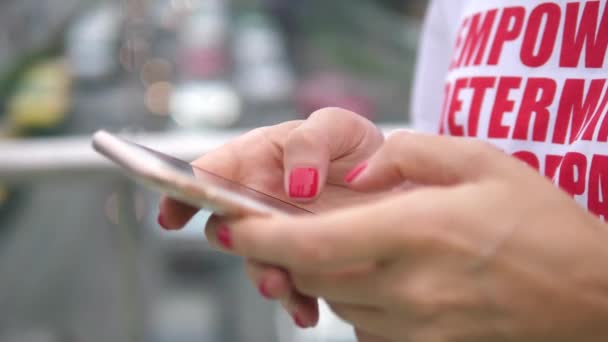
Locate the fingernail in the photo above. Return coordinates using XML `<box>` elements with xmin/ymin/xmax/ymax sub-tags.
<box><xmin>293</xmin><ymin>313</ymin><xmax>307</xmax><ymax>328</ymax></box>
<box><xmin>158</xmin><ymin>213</ymin><xmax>170</xmax><ymax>229</ymax></box>
<box><xmin>258</xmin><ymin>280</ymin><xmax>272</xmax><ymax>299</ymax></box>
<box><xmin>289</xmin><ymin>167</ymin><xmax>319</xmax><ymax>198</ymax></box>
<box><xmin>345</xmin><ymin>161</ymin><xmax>368</xmax><ymax>183</ymax></box>
<box><xmin>217</xmin><ymin>224</ymin><xmax>233</xmax><ymax>249</ymax></box>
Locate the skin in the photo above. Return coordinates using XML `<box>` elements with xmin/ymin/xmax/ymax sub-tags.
<box><xmin>160</xmin><ymin>108</ymin><xmax>608</xmax><ymax>341</ymax></box>
<box><xmin>159</xmin><ymin>107</ymin><xmax>386</xmax><ymax>325</ymax></box>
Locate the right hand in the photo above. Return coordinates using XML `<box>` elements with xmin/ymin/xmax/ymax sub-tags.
<box><xmin>157</xmin><ymin>107</ymin><xmax>385</xmax><ymax>327</ymax></box>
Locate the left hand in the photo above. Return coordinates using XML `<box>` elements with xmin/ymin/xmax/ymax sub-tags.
<box><xmin>205</xmin><ymin>132</ymin><xmax>608</xmax><ymax>341</ymax></box>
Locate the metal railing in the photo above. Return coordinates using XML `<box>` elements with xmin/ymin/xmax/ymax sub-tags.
<box><xmin>0</xmin><ymin>124</ymin><xmax>405</xmax><ymax>183</ymax></box>
<box><xmin>0</xmin><ymin>129</ymin><xmax>247</xmax><ymax>183</ymax></box>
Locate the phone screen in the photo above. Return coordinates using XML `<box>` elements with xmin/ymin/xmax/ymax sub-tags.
<box><xmin>128</xmin><ymin>141</ymin><xmax>312</xmax><ymax>215</ymax></box>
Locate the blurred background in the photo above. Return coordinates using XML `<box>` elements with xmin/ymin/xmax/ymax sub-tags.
<box><xmin>0</xmin><ymin>0</ymin><xmax>428</xmax><ymax>341</ymax></box>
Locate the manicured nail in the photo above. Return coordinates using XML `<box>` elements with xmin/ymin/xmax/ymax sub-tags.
<box><xmin>217</xmin><ymin>224</ymin><xmax>233</xmax><ymax>249</ymax></box>
<box><xmin>345</xmin><ymin>161</ymin><xmax>368</xmax><ymax>183</ymax></box>
<box><xmin>258</xmin><ymin>280</ymin><xmax>272</xmax><ymax>299</ymax></box>
<box><xmin>158</xmin><ymin>213</ymin><xmax>170</xmax><ymax>229</ymax></box>
<box><xmin>289</xmin><ymin>167</ymin><xmax>319</xmax><ymax>198</ymax></box>
<box><xmin>293</xmin><ymin>313</ymin><xmax>307</xmax><ymax>328</ymax></box>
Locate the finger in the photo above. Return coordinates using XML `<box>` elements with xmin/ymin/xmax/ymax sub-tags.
<box><xmin>158</xmin><ymin>196</ymin><xmax>199</xmax><ymax>230</ymax></box>
<box><xmin>284</xmin><ymin>107</ymin><xmax>383</xmax><ymax>201</ymax></box>
<box><xmin>159</xmin><ymin>128</ymin><xmax>262</xmax><ymax>230</ymax></box>
<box><xmin>191</xmin><ymin>121</ymin><xmax>302</xmax><ymax>182</ymax></box>
<box><xmin>244</xmin><ymin>261</ymin><xmax>320</xmax><ymax>312</ymax></box>
<box><xmin>209</xmin><ymin>213</ymin><xmax>375</xmax><ymax>321</ymax></box>
<box><xmin>245</xmin><ymin>260</ymin><xmax>291</xmax><ymax>299</ymax></box>
<box><xmin>160</xmin><ymin>121</ymin><xmax>306</xmax><ymax>229</ymax></box>
<box><xmin>354</xmin><ymin>329</ymin><xmax>392</xmax><ymax>342</ymax></box>
<box><xmin>205</xmin><ymin>189</ymin><xmax>449</xmax><ymax>271</ymax></box>
<box><xmin>345</xmin><ymin>131</ymin><xmax>512</xmax><ymax>191</ymax></box>
<box><xmin>291</xmin><ymin>263</ymin><xmax>382</xmax><ymax>305</ymax></box>
<box><xmin>244</xmin><ymin>260</ymin><xmax>320</xmax><ymax>327</ymax></box>
<box><xmin>284</xmin><ymin>290</ymin><xmax>320</xmax><ymax>328</ymax></box>
<box><xmin>159</xmin><ymin>126</ymin><xmax>283</xmax><ymax>230</ymax></box>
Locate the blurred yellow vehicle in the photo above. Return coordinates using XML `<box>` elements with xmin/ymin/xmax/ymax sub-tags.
<box><xmin>0</xmin><ymin>60</ymin><xmax>72</xmax><ymax>219</ymax></box>
<box><xmin>6</xmin><ymin>60</ymin><xmax>72</xmax><ymax>134</ymax></box>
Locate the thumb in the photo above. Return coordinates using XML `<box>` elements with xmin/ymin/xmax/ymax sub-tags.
<box><xmin>344</xmin><ymin>131</ymin><xmax>510</xmax><ymax>191</ymax></box>
<box><xmin>284</xmin><ymin>107</ymin><xmax>383</xmax><ymax>201</ymax></box>
<box><xmin>206</xmin><ymin>186</ymin><xmax>456</xmax><ymax>272</ymax></box>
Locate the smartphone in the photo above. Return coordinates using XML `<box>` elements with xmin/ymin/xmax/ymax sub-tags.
<box><xmin>91</xmin><ymin>130</ymin><xmax>311</xmax><ymax>216</ymax></box>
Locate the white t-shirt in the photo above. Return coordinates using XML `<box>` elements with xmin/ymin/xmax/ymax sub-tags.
<box><xmin>411</xmin><ymin>0</ymin><xmax>608</xmax><ymax>220</ymax></box>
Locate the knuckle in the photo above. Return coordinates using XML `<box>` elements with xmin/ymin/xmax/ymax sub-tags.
<box><xmin>289</xmin><ymin>235</ymin><xmax>332</xmax><ymax>268</ymax></box>
<box><xmin>309</xmin><ymin>106</ymin><xmax>355</xmax><ymax>120</ymax></box>
<box><xmin>460</xmin><ymin>139</ymin><xmax>496</xmax><ymax>165</ymax></box>
<box><xmin>308</xmin><ymin>107</ymin><xmax>370</xmax><ymax>131</ymax></box>
<box><xmin>275</xmin><ymin>120</ymin><xmax>304</xmax><ymax>130</ymax></box>
<box><xmin>242</xmin><ymin>126</ymin><xmax>270</xmax><ymax>140</ymax></box>
<box><xmin>387</xmin><ymin>129</ymin><xmax>411</xmax><ymax>141</ymax></box>
<box><xmin>288</xmin><ymin>126</ymin><xmax>324</xmax><ymax>148</ymax></box>
<box><xmin>245</xmin><ymin>121</ymin><xmax>303</xmax><ymax>144</ymax></box>
<box><xmin>235</xmin><ymin>225</ymin><xmax>264</xmax><ymax>256</ymax></box>
<box><xmin>399</xmin><ymin>226</ymin><xmax>441</xmax><ymax>252</ymax></box>
<box><xmin>384</xmin><ymin>131</ymin><xmax>415</xmax><ymax>160</ymax></box>
<box><xmin>383</xmin><ymin>198</ymin><xmax>446</xmax><ymax>249</ymax></box>
<box><xmin>386</xmin><ymin>130</ymin><xmax>411</xmax><ymax>147</ymax></box>
<box><xmin>398</xmin><ymin>275</ymin><xmax>442</xmax><ymax>320</ymax></box>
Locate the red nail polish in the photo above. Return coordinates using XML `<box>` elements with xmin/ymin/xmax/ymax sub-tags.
<box><xmin>259</xmin><ymin>280</ymin><xmax>272</xmax><ymax>299</ymax></box>
<box><xmin>217</xmin><ymin>224</ymin><xmax>233</xmax><ymax>249</ymax></box>
<box><xmin>289</xmin><ymin>168</ymin><xmax>319</xmax><ymax>198</ymax></box>
<box><xmin>158</xmin><ymin>213</ymin><xmax>169</xmax><ymax>229</ymax></box>
<box><xmin>345</xmin><ymin>161</ymin><xmax>368</xmax><ymax>183</ymax></box>
<box><xmin>294</xmin><ymin>313</ymin><xmax>306</xmax><ymax>328</ymax></box>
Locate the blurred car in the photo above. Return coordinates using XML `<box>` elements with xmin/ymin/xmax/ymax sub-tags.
<box><xmin>170</xmin><ymin>81</ymin><xmax>241</xmax><ymax>128</ymax></box>
<box><xmin>66</xmin><ymin>4</ymin><xmax>122</xmax><ymax>81</ymax></box>
<box><xmin>7</xmin><ymin>59</ymin><xmax>71</xmax><ymax>134</ymax></box>
<box><xmin>233</xmin><ymin>13</ymin><xmax>295</xmax><ymax>104</ymax></box>
<box><xmin>178</xmin><ymin>4</ymin><xmax>229</xmax><ymax>78</ymax></box>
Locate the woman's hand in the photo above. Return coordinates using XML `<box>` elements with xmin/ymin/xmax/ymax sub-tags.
<box><xmin>158</xmin><ymin>107</ymin><xmax>385</xmax><ymax>326</ymax></box>
<box><xmin>205</xmin><ymin>132</ymin><xmax>608</xmax><ymax>341</ymax></box>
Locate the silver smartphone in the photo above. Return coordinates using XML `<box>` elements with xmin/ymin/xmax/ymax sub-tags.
<box><xmin>91</xmin><ymin>130</ymin><xmax>311</xmax><ymax>216</ymax></box>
